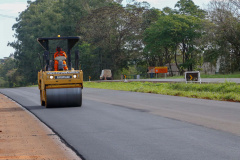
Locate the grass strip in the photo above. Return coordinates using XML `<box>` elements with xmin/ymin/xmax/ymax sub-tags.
<box><xmin>147</xmin><ymin>73</ymin><xmax>240</xmax><ymax>79</ymax></box>
<box><xmin>84</xmin><ymin>81</ymin><xmax>240</xmax><ymax>102</ymax></box>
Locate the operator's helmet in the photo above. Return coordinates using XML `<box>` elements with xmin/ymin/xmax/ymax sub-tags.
<box><xmin>56</xmin><ymin>46</ymin><xmax>62</xmax><ymax>51</ymax></box>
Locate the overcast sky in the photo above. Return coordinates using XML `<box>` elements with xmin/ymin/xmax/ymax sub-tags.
<box><xmin>0</xmin><ymin>0</ymin><xmax>211</xmax><ymax>59</ymax></box>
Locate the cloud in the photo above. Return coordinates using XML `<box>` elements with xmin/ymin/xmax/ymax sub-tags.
<box><xmin>0</xmin><ymin>2</ymin><xmax>27</xmax><ymax>15</ymax></box>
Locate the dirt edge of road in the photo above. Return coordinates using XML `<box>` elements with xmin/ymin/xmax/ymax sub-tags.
<box><xmin>0</xmin><ymin>94</ymin><xmax>82</xmax><ymax>160</ymax></box>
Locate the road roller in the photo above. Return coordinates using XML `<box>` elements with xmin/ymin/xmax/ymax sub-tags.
<box><xmin>37</xmin><ymin>36</ymin><xmax>83</xmax><ymax>107</ymax></box>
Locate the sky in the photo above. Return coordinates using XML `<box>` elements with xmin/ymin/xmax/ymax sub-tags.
<box><xmin>0</xmin><ymin>0</ymin><xmax>211</xmax><ymax>59</ymax></box>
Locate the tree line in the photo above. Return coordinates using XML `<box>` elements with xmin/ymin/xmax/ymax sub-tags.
<box><xmin>0</xmin><ymin>0</ymin><xmax>240</xmax><ymax>87</ymax></box>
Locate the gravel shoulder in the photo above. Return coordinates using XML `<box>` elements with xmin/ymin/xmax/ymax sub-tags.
<box><xmin>0</xmin><ymin>94</ymin><xmax>81</xmax><ymax>160</ymax></box>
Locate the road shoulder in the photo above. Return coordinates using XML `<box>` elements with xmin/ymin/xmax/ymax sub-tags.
<box><xmin>0</xmin><ymin>94</ymin><xmax>81</xmax><ymax>160</ymax></box>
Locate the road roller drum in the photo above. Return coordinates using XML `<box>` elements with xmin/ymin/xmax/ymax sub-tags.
<box><xmin>46</xmin><ymin>88</ymin><xmax>82</xmax><ymax>107</ymax></box>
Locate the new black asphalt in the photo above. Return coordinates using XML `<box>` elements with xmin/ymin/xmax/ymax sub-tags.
<box><xmin>1</xmin><ymin>87</ymin><xmax>240</xmax><ymax>160</ymax></box>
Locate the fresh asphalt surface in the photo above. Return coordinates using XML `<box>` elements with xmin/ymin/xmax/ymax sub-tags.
<box><xmin>1</xmin><ymin>87</ymin><xmax>240</xmax><ymax>160</ymax></box>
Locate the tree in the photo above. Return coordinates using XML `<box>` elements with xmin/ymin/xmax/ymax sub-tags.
<box><xmin>144</xmin><ymin>13</ymin><xmax>203</xmax><ymax>74</ymax></box>
<box><xmin>0</xmin><ymin>58</ymin><xmax>23</xmax><ymax>87</ymax></box>
<box><xmin>9</xmin><ymin>0</ymin><xmax>115</xmax><ymax>84</ymax></box>
<box><xmin>175</xmin><ymin>0</ymin><xmax>207</xmax><ymax>18</ymax></box>
<box><xmin>76</xmin><ymin>3</ymin><xmax>148</xmax><ymax>78</ymax></box>
<box><xmin>206</xmin><ymin>0</ymin><xmax>240</xmax><ymax>73</ymax></box>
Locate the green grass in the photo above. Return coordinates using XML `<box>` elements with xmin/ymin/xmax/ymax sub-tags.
<box><xmin>148</xmin><ymin>72</ymin><xmax>240</xmax><ymax>79</ymax></box>
<box><xmin>28</xmin><ymin>85</ymin><xmax>38</xmax><ymax>87</ymax></box>
<box><xmin>201</xmin><ymin>73</ymin><xmax>240</xmax><ymax>78</ymax></box>
<box><xmin>84</xmin><ymin>81</ymin><xmax>240</xmax><ymax>102</ymax></box>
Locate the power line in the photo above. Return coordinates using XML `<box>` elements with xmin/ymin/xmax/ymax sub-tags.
<box><xmin>0</xmin><ymin>14</ymin><xmax>16</xmax><ymax>19</ymax></box>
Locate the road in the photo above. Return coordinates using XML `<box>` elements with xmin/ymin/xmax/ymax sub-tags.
<box><xmin>1</xmin><ymin>87</ymin><xmax>240</xmax><ymax>160</ymax></box>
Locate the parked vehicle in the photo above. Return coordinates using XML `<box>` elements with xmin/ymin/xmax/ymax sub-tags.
<box><xmin>100</xmin><ymin>69</ymin><xmax>112</xmax><ymax>80</ymax></box>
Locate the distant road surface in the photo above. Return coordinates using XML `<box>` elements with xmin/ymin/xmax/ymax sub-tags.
<box><xmin>1</xmin><ymin>87</ymin><xmax>240</xmax><ymax>160</ymax></box>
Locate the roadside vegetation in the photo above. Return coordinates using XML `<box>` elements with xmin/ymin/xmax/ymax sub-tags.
<box><xmin>150</xmin><ymin>73</ymin><xmax>240</xmax><ymax>79</ymax></box>
<box><xmin>200</xmin><ymin>73</ymin><xmax>240</xmax><ymax>78</ymax></box>
<box><xmin>84</xmin><ymin>82</ymin><xmax>240</xmax><ymax>102</ymax></box>
<box><xmin>1</xmin><ymin>0</ymin><xmax>240</xmax><ymax>86</ymax></box>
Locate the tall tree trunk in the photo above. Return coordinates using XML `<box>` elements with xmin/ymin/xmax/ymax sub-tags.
<box><xmin>165</xmin><ymin>47</ymin><xmax>173</xmax><ymax>76</ymax></box>
<box><xmin>175</xmin><ymin>49</ymin><xmax>182</xmax><ymax>76</ymax></box>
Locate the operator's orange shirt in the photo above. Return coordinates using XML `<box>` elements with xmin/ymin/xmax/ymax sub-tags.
<box><xmin>54</xmin><ymin>51</ymin><xmax>67</xmax><ymax>59</ymax></box>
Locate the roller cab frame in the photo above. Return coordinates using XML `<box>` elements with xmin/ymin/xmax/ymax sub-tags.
<box><xmin>37</xmin><ymin>36</ymin><xmax>83</xmax><ymax>108</ymax></box>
